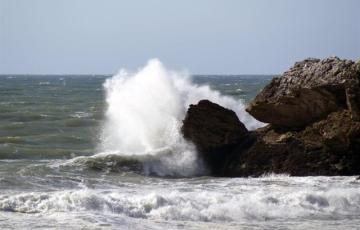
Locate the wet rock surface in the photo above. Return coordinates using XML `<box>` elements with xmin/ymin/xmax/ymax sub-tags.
<box><xmin>181</xmin><ymin>100</ymin><xmax>249</xmax><ymax>174</ymax></box>
<box><xmin>182</xmin><ymin>57</ymin><xmax>360</xmax><ymax>176</ymax></box>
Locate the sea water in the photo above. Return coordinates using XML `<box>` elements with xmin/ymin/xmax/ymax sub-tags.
<box><xmin>0</xmin><ymin>60</ymin><xmax>359</xmax><ymax>229</ymax></box>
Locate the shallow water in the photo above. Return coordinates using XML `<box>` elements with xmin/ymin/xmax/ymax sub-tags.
<box><xmin>1</xmin><ymin>161</ymin><xmax>359</xmax><ymax>229</ymax></box>
<box><xmin>1</xmin><ymin>72</ymin><xmax>359</xmax><ymax>229</ymax></box>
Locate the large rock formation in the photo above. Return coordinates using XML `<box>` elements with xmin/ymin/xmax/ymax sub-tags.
<box><xmin>225</xmin><ymin>110</ymin><xmax>360</xmax><ymax>176</ymax></box>
<box><xmin>181</xmin><ymin>100</ymin><xmax>249</xmax><ymax>174</ymax></box>
<box><xmin>182</xmin><ymin>57</ymin><xmax>360</xmax><ymax>177</ymax></box>
<box><xmin>246</xmin><ymin>57</ymin><xmax>360</xmax><ymax>127</ymax></box>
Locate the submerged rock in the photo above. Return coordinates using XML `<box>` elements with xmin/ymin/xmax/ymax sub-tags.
<box><xmin>181</xmin><ymin>100</ymin><xmax>249</xmax><ymax>174</ymax></box>
<box><xmin>246</xmin><ymin>57</ymin><xmax>360</xmax><ymax>127</ymax></box>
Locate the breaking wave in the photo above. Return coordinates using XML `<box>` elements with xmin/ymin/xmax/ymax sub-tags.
<box><xmin>93</xmin><ymin>59</ymin><xmax>262</xmax><ymax>176</ymax></box>
<box><xmin>1</xmin><ymin>177</ymin><xmax>359</xmax><ymax>223</ymax></box>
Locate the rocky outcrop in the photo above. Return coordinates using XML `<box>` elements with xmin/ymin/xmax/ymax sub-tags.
<box><xmin>246</xmin><ymin>57</ymin><xmax>360</xmax><ymax>127</ymax></box>
<box><xmin>182</xmin><ymin>57</ymin><xmax>360</xmax><ymax>177</ymax></box>
<box><xmin>225</xmin><ymin>110</ymin><xmax>360</xmax><ymax>176</ymax></box>
<box><xmin>181</xmin><ymin>100</ymin><xmax>249</xmax><ymax>174</ymax></box>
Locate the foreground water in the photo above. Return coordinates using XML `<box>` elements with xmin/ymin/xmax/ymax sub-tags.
<box><xmin>0</xmin><ymin>65</ymin><xmax>359</xmax><ymax>229</ymax></box>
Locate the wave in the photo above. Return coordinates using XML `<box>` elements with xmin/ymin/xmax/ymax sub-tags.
<box><xmin>1</xmin><ymin>178</ymin><xmax>359</xmax><ymax>222</ymax></box>
<box><xmin>97</xmin><ymin>59</ymin><xmax>263</xmax><ymax>176</ymax></box>
<box><xmin>63</xmin><ymin>118</ymin><xmax>98</xmax><ymax>127</ymax></box>
<box><xmin>0</xmin><ymin>136</ymin><xmax>26</xmax><ymax>144</ymax></box>
<box><xmin>63</xmin><ymin>149</ymin><xmax>207</xmax><ymax>177</ymax></box>
<box><xmin>0</xmin><ymin>112</ymin><xmax>43</xmax><ymax>122</ymax></box>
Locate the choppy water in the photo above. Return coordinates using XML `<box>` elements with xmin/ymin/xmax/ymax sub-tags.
<box><xmin>1</xmin><ymin>66</ymin><xmax>359</xmax><ymax>229</ymax></box>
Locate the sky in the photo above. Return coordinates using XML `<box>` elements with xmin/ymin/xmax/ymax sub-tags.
<box><xmin>0</xmin><ymin>0</ymin><xmax>359</xmax><ymax>75</ymax></box>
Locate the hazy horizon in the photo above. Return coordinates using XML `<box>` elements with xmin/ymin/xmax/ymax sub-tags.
<box><xmin>0</xmin><ymin>73</ymin><xmax>276</xmax><ymax>76</ymax></box>
<box><xmin>1</xmin><ymin>0</ymin><xmax>359</xmax><ymax>75</ymax></box>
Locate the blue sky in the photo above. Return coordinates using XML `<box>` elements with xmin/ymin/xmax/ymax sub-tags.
<box><xmin>0</xmin><ymin>0</ymin><xmax>359</xmax><ymax>74</ymax></box>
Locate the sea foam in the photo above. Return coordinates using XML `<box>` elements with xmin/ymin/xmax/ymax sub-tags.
<box><xmin>1</xmin><ymin>176</ymin><xmax>359</xmax><ymax>223</ymax></box>
<box><xmin>97</xmin><ymin>59</ymin><xmax>263</xmax><ymax>176</ymax></box>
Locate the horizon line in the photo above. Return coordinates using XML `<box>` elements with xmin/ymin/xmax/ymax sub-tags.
<box><xmin>0</xmin><ymin>73</ymin><xmax>279</xmax><ymax>76</ymax></box>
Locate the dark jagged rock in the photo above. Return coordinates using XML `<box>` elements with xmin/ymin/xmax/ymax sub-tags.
<box><xmin>181</xmin><ymin>57</ymin><xmax>360</xmax><ymax>177</ymax></box>
<box><xmin>225</xmin><ymin>110</ymin><xmax>360</xmax><ymax>176</ymax></box>
<box><xmin>181</xmin><ymin>100</ymin><xmax>249</xmax><ymax>174</ymax></box>
<box><xmin>246</xmin><ymin>57</ymin><xmax>360</xmax><ymax>127</ymax></box>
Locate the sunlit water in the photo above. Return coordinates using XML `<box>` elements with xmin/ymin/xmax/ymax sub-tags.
<box><xmin>1</xmin><ymin>63</ymin><xmax>359</xmax><ymax>229</ymax></box>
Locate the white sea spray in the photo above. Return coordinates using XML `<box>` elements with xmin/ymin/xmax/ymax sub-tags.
<box><xmin>98</xmin><ymin>59</ymin><xmax>263</xmax><ymax>176</ymax></box>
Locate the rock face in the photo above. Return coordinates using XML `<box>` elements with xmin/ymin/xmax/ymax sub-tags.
<box><xmin>246</xmin><ymin>57</ymin><xmax>360</xmax><ymax>127</ymax></box>
<box><xmin>225</xmin><ymin>110</ymin><xmax>360</xmax><ymax>176</ymax></box>
<box><xmin>181</xmin><ymin>100</ymin><xmax>249</xmax><ymax>174</ymax></box>
<box><xmin>182</xmin><ymin>57</ymin><xmax>360</xmax><ymax>177</ymax></box>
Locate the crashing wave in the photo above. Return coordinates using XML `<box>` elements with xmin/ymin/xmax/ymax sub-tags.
<box><xmin>94</xmin><ymin>59</ymin><xmax>263</xmax><ymax>176</ymax></box>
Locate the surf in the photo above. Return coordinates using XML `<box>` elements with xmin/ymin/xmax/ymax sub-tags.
<box><xmin>89</xmin><ymin>59</ymin><xmax>263</xmax><ymax>176</ymax></box>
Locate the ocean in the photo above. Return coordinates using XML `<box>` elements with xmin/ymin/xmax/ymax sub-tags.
<box><xmin>0</xmin><ymin>60</ymin><xmax>359</xmax><ymax>229</ymax></box>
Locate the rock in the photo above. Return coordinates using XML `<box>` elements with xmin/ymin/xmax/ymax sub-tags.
<box><xmin>225</xmin><ymin>110</ymin><xmax>360</xmax><ymax>176</ymax></box>
<box><xmin>181</xmin><ymin>57</ymin><xmax>360</xmax><ymax>177</ymax></box>
<box><xmin>345</xmin><ymin>82</ymin><xmax>360</xmax><ymax>121</ymax></box>
<box><xmin>246</xmin><ymin>57</ymin><xmax>360</xmax><ymax>127</ymax></box>
<box><xmin>181</xmin><ymin>100</ymin><xmax>249</xmax><ymax>174</ymax></box>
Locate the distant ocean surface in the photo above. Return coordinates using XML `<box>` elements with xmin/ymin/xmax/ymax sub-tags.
<box><xmin>0</xmin><ymin>74</ymin><xmax>268</xmax><ymax>159</ymax></box>
<box><xmin>0</xmin><ymin>66</ymin><xmax>360</xmax><ymax>229</ymax></box>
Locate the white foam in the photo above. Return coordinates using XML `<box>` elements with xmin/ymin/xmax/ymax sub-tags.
<box><xmin>99</xmin><ymin>59</ymin><xmax>263</xmax><ymax>176</ymax></box>
<box><xmin>1</xmin><ymin>177</ymin><xmax>359</xmax><ymax>222</ymax></box>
